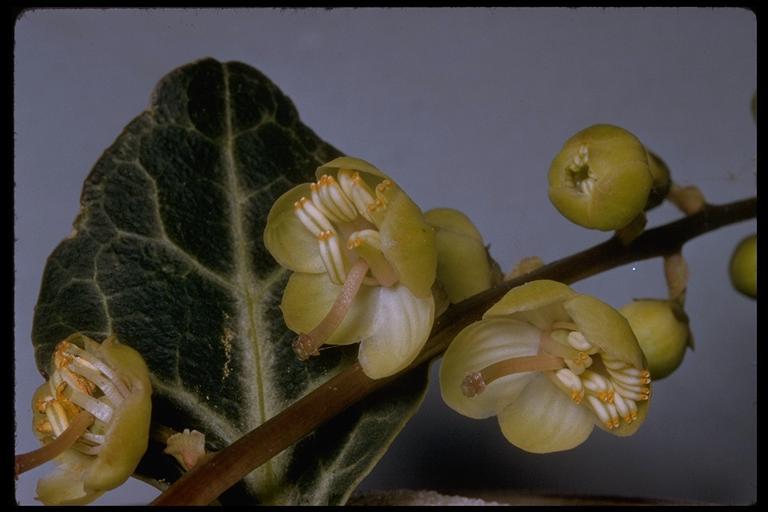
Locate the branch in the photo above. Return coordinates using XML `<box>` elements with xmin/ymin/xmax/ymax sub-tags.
<box><xmin>151</xmin><ymin>196</ymin><xmax>756</xmax><ymax>506</ymax></box>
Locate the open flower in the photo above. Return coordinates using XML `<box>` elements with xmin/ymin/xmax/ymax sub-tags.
<box><xmin>440</xmin><ymin>280</ymin><xmax>651</xmax><ymax>453</ymax></box>
<box><xmin>264</xmin><ymin>157</ymin><xmax>437</xmax><ymax>379</ymax></box>
<box><xmin>21</xmin><ymin>334</ymin><xmax>152</xmax><ymax>505</ymax></box>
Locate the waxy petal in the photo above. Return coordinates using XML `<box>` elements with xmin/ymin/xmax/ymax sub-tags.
<box><xmin>358</xmin><ymin>285</ymin><xmax>435</xmax><ymax>379</ymax></box>
<box><xmin>440</xmin><ymin>318</ymin><xmax>541</xmax><ymax>419</ymax></box>
<box><xmin>377</xmin><ymin>186</ymin><xmax>437</xmax><ymax>298</ymax></box>
<box><xmin>281</xmin><ymin>272</ymin><xmax>378</xmax><ymax>346</ymax></box>
<box><xmin>497</xmin><ymin>373</ymin><xmax>595</xmax><ymax>453</ymax></box>
<box><xmin>425</xmin><ymin>208</ymin><xmax>493</xmax><ymax>303</ymax></box>
<box><xmin>264</xmin><ymin>183</ymin><xmax>325</xmax><ymax>274</ymax></box>
<box><xmin>36</xmin><ymin>452</ymin><xmax>105</xmax><ymax>505</ymax></box>
<box><xmin>564</xmin><ymin>294</ymin><xmax>644</xmax><ymax>369</ymax></box>
<box><xmin>483</xmin><ymin>279</ymin><xmax>575</xmax><ymax>330</ymax></box>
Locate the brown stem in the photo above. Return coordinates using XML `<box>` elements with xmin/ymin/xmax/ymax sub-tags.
<box><xmin>151</xmin><ymin>196</ymin><xmax>756</xmax><ymax>506</ymax></box>
<box><xmin>15</xmin><ymin>410</ymin><xmax>94</xmax><ymax>477</ymax></box>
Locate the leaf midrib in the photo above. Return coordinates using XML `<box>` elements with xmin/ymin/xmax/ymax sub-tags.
<box><xmin>220</xmin><ymin>63</ymin><xmax>275</xmax><ymax>489</ymax></box>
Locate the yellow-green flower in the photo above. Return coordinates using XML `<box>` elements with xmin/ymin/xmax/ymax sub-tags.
<box><xmin>620</xmin><ymin>299</ymin><xmax>691</xmax><ymax>380</ymax></box>
<box><xmin>27</xmin><ymin>334</ymin><xmax>152</xmax><ymax>505</ymax></box>
<box><xmin>548</xmin><ymin>124</ymin><xmax>653</xmax><ymax>231</ymax></box>
<box><xmin>424</xmin><ymin>208</ymin><xmax>497</xmax><ymax>304</ymax></box>
<box><xmin>440</xmin><ymin>280</ymin><xmax>651</xmax><ymax>453</ymax></box>
<box><xmin>264</xmin><ymin>157</ymin><xmax>437</xmax><ymax>379</ymax></box>
<box><xmin>729</xmin><ymin>234</ymin><xmax>757</xmax><ymax>298</ymax></box>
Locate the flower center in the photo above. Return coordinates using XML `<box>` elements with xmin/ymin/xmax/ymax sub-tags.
<box><xmin>17</xmin><ymin>340</ymin><xmax>133</xmax><ymax>476</ymax></box>
<box><xmin>294</xmin><ymin>170</ymin><xmax>399</xmax><ymax>287</ymax></box>
<box><xmin>461</xmin><ymin>322</ymin><xmax>651</xmax><ymax>431</ymax></box>
<box><xmin>290</xmin><ymin>170</ymin><xmax>402</xmax><ymax>361</ymax></box>
<box><xmin>566</xmin><ymin>145</ymin><xmax>596</xmax><ymax>195</ymax></box>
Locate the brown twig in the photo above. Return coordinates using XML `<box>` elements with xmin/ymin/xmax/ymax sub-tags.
<box><xmin>151</xmin><ymin>197</ymin><xmax>756</xmax><ymax>506</ymax></box>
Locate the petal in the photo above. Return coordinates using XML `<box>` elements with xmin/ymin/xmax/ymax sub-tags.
<box><xmin>280</xmin><ymin>272</ymin><xmax>379</xmax><ymax>346</ymax></box>
<box><xmin>424</xmin><ymin>208</ymin><xmax>484</xmax><ymax>242</ymax></box>
<box><xmin>497</xmin><ymin>373</ymin><xmax>595</xmax><ymax>453</ymax></box>
<box><xmin>483</xmin><ymin>280</ymin><xmax>576</xmax><ymax>330</ymax></box>
<box><xmin>316</xmin><ymin>156</ymin><xmax>388</xmax><ymax>188</ymax></box>
<box><xmin>264</xmin><ymin>183</ymin><xmax>325</xmax><ymax>274</ymax></box>
<box><xmin>358</xmin><ymin>285</ymin><xmax>435</xmax><ymax>379</ymax></box>
<box><xmin>377</xmin><ymin>185</ymin><xmax>437</xmax><ymax>298</ymax></box>
<box><xmin>564</xmin><ymin>294</ymin><xmax>644</xmax><ymax>369</ymax></box>
<box><xmin>83</xmin><ymin>337</ymin><xmax>152</xmax><ymax>494</ymax></box>
<box><xmin>36</xmin><ymin>461</ymin><xmax>105</xmax><ymax>505</ymax></box>
<box><xmin>425</xmin><ymin>208</ymin><xmax>493</xmax><ymax>303</ymax></box>
<box><xmin>440</xmin><ymin>318</ymin><xmax>541</xmax><ymax>419</ymax></box>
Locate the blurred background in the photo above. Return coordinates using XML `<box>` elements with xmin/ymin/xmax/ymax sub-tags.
<box><xmin>14</xmin><ymin>8</ymin><xmax>756</xmax><ymax>505</ymax></box>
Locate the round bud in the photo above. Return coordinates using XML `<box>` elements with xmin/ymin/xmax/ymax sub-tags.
<box><xmin>644</xmin><ymin>150</ymin><xmax>672</xmax><ymax>210</ymax></box>
<box><xmin>548</xmin><ymin>124</ymin><xmax>653</xmax><ymax>231</ymax></box>
<box><xmin>729</xmin><ymin>234</ymin><xmax>757</xmax><ymax>298</ymax></box>
<box><xmin>620</xmin><ymin>299</ymin><xmax>690</xmax><ymax>380</ymax></box>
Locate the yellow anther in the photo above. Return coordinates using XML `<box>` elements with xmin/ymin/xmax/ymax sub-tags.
<box><xmin>598</xmin><ymin>390</ymin><xmax>614</xmax><ymax>404</ymax></box>
<box><xmin>376</xmin><ymin>179</ymin><xmax>394</xmax><ymax>194</ymax></box>
<box><xmin>35</xmin><ymin>420</ymin><xmax>53</xmax><ymax>434</ymax></box>
<box><xmin>603</xmin><ymin>421</ymin><xmax>615</xmax><ymax>430</ymax></box>
<box><xmin>368</xmin><ymin>198</ymin><xmax>386</xmax><ymax>213</ymax></box>
<box><xmin>317</xmin><ymin>230</ymin><xmax>334</xmax><ymax>242</ymax></box>
<box><xmin>577</xmin><ymin>352</ymin><xmax>589</xmax><ymax>362</ymax></box>
<box><xmin>347</xmin><ymin>238</ymin><xmax>362</xmax><ymax>250</ymax></box>
<box><xmin>641</xmin><ymin>369</ymin><xmax>650</xmax><ymax>379</ymax></box>
<box><xmin>570</xmin><ymin>389</ymin><xmax>584</xmax><ymax>404</ymax></box>
<box><xmin>623</xmin><ymin>415</ymin><xmax>634</xmax><ymax>424</ymax></box>
<box><xmin>293</xmin><ymin>196</ymin><xmax>310</xmax><ymax>210</ymax></box>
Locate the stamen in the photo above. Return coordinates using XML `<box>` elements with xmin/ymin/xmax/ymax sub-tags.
<box><xmin>612</xmin><ymin>391</ymin><xmax>632</xmax><ymax>423</ymax></box>
<box><xmin>15</xmin><ymin>410</ymin><xmax>94</xmax><ymax>477</ymax></box>
<box><xmin>293</xmin><ymin>259</ymin><xmax>370</xmax><ymax>361</ymax></box>
<box><xmin>294</xmin><ymin>196</ymin><xmax>335</xmax><ymax>236</ymax></box>
<box><xmin>612</xmin><ymin>380</ymin><xmax>650</xmax><ymax>401</ymax></box>
<box><xmin>586</xmin><ymin>395</ymin><xmax>614</xmax><ymax>430</ymax></box>
<box><xmin>566</xmin><ymin>331</ymin><xmax>596</xmax><ymax>353</ymax></box>
<box><xmin>461</xmin><ymin>355</ymin><xmax>564</xmax><ymax>397</ymax></box>
<box><xmin>601</xmin><ymin>357</ymin><xmax>629</xmax><ymax>370</ymax></box>
<box><xmin>317</xmin><ymin>230</ymin><xmax>347</xmax><ymax>285</ymax></box>
<box><xmin>606</xmin><ymin>367</ymin><xmax>649</xmax><ymax>387</ymax></box>
<box><xmin>581</xmin><ymin>371</ymin><xmax>614</xmax><ymax>403</ymax></box>
<box><xmin>313</xmin><ymin>175</ymin><xmax>357</xmax><ymax>223</ymax></box>
<box><xmin>340</xmin><ymin>171</ymin><xmax>376</xmax><ymax>223</ymax></box>
<box><xmin>347</xmin><ymin>230</ymin><xmax>399</xmax><ymax>287</ymax></box>
<box><xmin>554</xmin><ymin>368</ymin><xmax>584</xmax><ymax>404</ymax></box>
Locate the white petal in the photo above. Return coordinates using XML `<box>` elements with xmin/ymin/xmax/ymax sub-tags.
<box><xmin>497</xmin><ymin>373</ymin><xmax>595</xmax><ymax>453</ymax></box>
<box><xmin>357</xmin><ymin>285</ymin><xmax>435</xmax><ymax>379</ymax></box>
<box><xmin>439</xmin><ymin>318</ymin><xmax>541</xmax><ymax>419</ymax></box>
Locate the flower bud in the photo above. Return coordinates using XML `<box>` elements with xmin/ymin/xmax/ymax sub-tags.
<box><xmin>619</xmin><ymin>299</ymin><xmax>691</xmax><ymax>380</ymax></box>
<box><xmin>644</xmin><ymin>150</ymin><xmax>672</xmax><ymax>211</ymax></box>
<box><xmin>548</xmin><ymin>124</ymin><xmax>653</xmax><ymax>231</ymax></box>
<box><xmin>729</xmin><ymin>234</ymin><xmax>757</xmax><ymax>298</ymax></box>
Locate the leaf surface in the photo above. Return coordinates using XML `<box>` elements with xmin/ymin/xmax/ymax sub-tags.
<box><xmin>31</xmin><ymin>58</ymin><xmax>428</xmax><ymax>505</ymax></box>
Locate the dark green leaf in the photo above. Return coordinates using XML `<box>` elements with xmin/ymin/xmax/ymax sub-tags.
<box><xmin>31</xmin><ymin>58</ymin><xmax>429</xmax><ymax>505</ymax></box>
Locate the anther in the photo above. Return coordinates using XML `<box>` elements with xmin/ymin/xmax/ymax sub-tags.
<box><xmin>294</xmin><ymin>196</ymin><xmax>334</xmax><ymax>236</ymax></box>
<box><xmin>554</xmin><ymin>368</ymin><xmax>584</xmax><ymax>404</ymax></box>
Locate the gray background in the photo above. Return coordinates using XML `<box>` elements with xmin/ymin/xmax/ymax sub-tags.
<box><xmin>14</xmin><ymin>8</ymin><xmax>756</xmax><ymax>505</ymax></box>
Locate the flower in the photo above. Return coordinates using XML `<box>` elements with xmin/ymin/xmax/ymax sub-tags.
<box><xmin>620</xmin><ymin>299</ymin><xmax>691</xmax><ymax>380</ymax></box>
<box><xmin>548</xmin><ymin>124</ymin><xmax>653</xmax><ymax>231</ymax></box>
<box><xmin>440</xmin><ymin>280</ymin><xmax>651</xmax><ymax>453</ymax></box>
<box><xmin>424</xmin><ymin>207</ymin><xmax>499</xmax><ymax>306</ymax></box>
<box><xmin>729</xmin><ymin>234</ymin><xmax>757</xmax><ymax>298</ymax></box>
<box><xmin>264</xmin><ymin>157</ymin><xmax>437</xmax><ymax>379</ymax></box>
<box><xmin>27</xmin><ymin>334</ymin><xmax>152</xmax><ymax>505</ymax></box>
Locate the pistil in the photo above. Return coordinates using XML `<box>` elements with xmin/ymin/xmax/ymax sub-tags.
<box><xmin>293</xmin><ymin>259</ymin><xmax>371</xmax><ymax>360</ymax></box>
<box><xmin>461</xmin><ymin>354</ymin><xmax>564</xmax><ymax>397</ymax></box>
<box><xmin>16</xmin><ymin>409</ymin><xmax>94</xmax><ymax>477</ymax></box>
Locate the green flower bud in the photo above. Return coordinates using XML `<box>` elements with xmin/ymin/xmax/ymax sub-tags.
<box><xmin>424</xmin><ymin>208</ymin><xmax>496</xmax><ymax>304</ymax></box>
<box><xmin>644</xmin><ymin>150</ymin><xmax>672</xmax><ymax>211</ymax></box>
<box><xmin>548</xmin><ymin>124</ymin><xmax>653</xmax><ymax>231</ymax></box>
<box><xmin>620</xmin><ymin>299</ymin><xmax>691</xmax><ymax>380</ymax></box>
<box><xmin>729</xmin><ymin>234</ymin><xmax>757</xmax><ymax>298</ymax></box>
